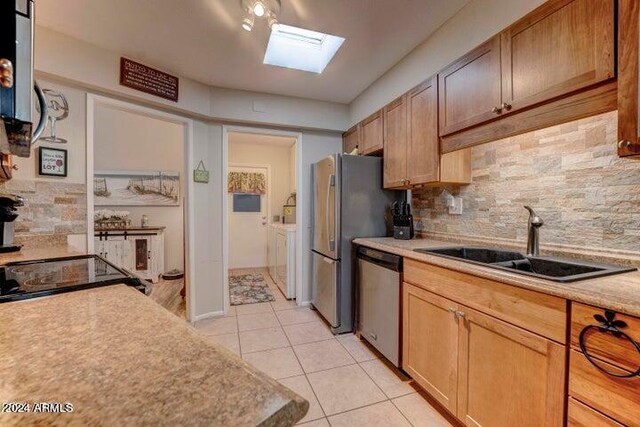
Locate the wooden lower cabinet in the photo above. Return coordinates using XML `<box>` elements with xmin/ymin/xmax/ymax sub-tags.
<box><xmin>403</xmin><ymin>283</ymin><xmax>459</xmax><ymax>413</ymax></box>
<box><xmin>457</xmin><ymin>306</ymin><xmax>566</xmax><ymax>427</ymax></box>
<box><xmin>402</xmin><ymin>282</ymin><xmax>566</xmax><ymax>427</ymax></box>
<box><xmin>568</xmin><ymin>398</ymin><xmax>624</xmax><ymax>427</ymax></box>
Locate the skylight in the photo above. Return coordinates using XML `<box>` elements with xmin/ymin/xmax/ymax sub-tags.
<box><xmin>263</xmin><ymin>24</ymin><xmax>345</xmax><ymax>74</ymax></box>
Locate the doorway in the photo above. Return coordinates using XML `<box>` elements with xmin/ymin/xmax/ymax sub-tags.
<box><xmin>86</xmin><ymin>94</ymin><xmax>194</xmax><ymax>321</ymax></box>
<box><xmin>228</xmin><ymin>164</ymin><xmax>270</xmax><ymax>269</ymax></box>
<box><xmin>223</xmin><ymin>127</ymin><xmax>302</xmax><ymax>312</ymax></box>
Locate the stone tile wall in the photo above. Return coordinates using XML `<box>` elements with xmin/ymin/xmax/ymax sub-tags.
<box><xmin>0</xmin><ymin>180</ymin><xmax>86</xmax><ymax>249</ymax></box>
<box><xmin>412</xmin><ymin>111</ymin><xmax>640</xmax><ymax>253</ymax></box>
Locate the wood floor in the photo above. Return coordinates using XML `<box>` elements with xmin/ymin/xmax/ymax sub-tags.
<box><xmin>149</xmin><ymin>277</ymin><xmax>186</xmax><ymax>319</ymax></box>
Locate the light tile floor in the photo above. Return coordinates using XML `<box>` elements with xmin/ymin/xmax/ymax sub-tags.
<box><xmin>194</xmin><ymin>268</ymin><xmax>454</xmax><ymax>426</ymax></box>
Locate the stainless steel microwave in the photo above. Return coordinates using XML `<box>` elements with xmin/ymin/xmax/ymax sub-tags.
<box><xmin>0</xmin><ymin>0</ymin><xmax>47</xmax><ymax>158</ymax></box>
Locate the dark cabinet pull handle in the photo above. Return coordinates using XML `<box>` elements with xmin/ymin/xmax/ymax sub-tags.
<box><xmin>578</xmin><ymin>310</ymin><xmax>640</xmax><ymax>378</ymax></box>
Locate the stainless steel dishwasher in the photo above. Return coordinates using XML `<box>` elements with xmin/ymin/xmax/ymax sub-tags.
<box><xmin>357</xmin><ymin>246</ymin><xmax>402</xmax><ymax>367</ymax></box>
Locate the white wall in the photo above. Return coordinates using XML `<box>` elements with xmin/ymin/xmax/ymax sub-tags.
<box><xmin>93</xmin><ymin>105</ymin><xmax>185</xmax><ymax>271</ymax></box>
<box><xmin>12</xmin><ymin>78</ymin><xmax>86</xmax><ymax>184</ymax></box>
<box><xmin>31</xmin><ymin>24</ymin><xmax>353</xmax><ymax>319</ymax></box>
<box><xmin>297</xmin><ymin>131</ymin><xmax>343</xmax><ymax>304</ymax></box>
<box><xmin>35</xmin><ymin>26</ymin><xmax>350</xmax><ymax>132</ymax></box>
<box><xmin>192</xmin><ymin>123</ymin><xmax>225</xmax><ymax>317</ymax></box>
<box><xmin>349</xmin><ymin>0</ymin><xmax>546</xmax><ymax>125</ymax></box>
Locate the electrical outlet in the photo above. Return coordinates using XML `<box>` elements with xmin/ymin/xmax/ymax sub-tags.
<box><xmin>448</xmin><ymin>196</ymin><xmax>463</xmax><ymax>215</ymax></box>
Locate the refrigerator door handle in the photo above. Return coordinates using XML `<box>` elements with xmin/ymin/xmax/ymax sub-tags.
<box><xmin>326</xmin><ymin>174</ymin><xmax>336</xmax><ymax>252</ymax></box>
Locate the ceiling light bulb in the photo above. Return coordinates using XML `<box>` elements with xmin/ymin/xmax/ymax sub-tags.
<box><xmin>267</xmin><ymin>13</ymin><xmax>279</xmax><ymax>30</ymax></box>
<box><xmin>242</xmin><ymin>12</ymin><xmax>254</xmax><ymax>31</ymax></box>
<box><xmin>253</xmin><ymin>1</ymin><xmax>266</xmax><ymax>17</ymax></box>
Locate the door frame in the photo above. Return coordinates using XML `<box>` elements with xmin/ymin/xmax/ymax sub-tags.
<box><xmin>227</xmin><ymin>162</ymin><xmax>272</xmax><ymax>270</ymax></box>
<box><xmin>222</xmin><ymin>125</ymin><xmax>303</xmax><ymax>315</ymax></box>
<box><xmin>86</xmin><ymin>93</ymin><xmax>195</xmax><ymax>321</ymax></box>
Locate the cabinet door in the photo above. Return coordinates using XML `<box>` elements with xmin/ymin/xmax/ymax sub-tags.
<box><xmin>343</xmin><ymin>125</ymin><xmax>360</xmax><ymax>154</ymax></box>
<box><xmin>383</xmin><ymin>95</ymin><xmax>408</xmax><ymax>189</ymax></box>
<box><xmin>403</xmin><ymin>283</ymin><xmax>459</xmax><ymax>413</ymax></box>
<box><xmin>103</xmin><ymin>237</ymin><xmax>126</xmax><ymax>268</ymax></box>
<box><xmin>360</xmin><ymin>110</ymin><xmax>384</xmax><ymax>155</ymax></box>
<box><xmin>133</xmin><ymin>237</ymin><xmax>150</xmax><ymax>273</ymax></box>
<box><xmin>457</xmin><ymin>306</ymin><xmax>565</xmax><ymax>427</ymax></box>
<box><xmin>567</xmin><ymin>398</ymin><xmax>624</xmax><ymax>427</ymax></box>
<box><xmin>438</xmin><ymin>35</ymin><xmax>502</xmax><ymax>136</ymax></box>
<box><xmin>95</xmin><ymin>238</ymin><xmax>104</xmax><ymax>257</ymax></box>
<box><xmin>618</xmin><ymin>0</ymin><xmax>640</xmax><ymax>156</ymax></box>
<box><xmin>407</xmin><ymin>77</ymin><xmax>439</xmax><ymax>185</ymax></box>
<box><xmin>501</xmin><ymin>0</ymin><xmax>615</xmax><ymax>114</ymax></box>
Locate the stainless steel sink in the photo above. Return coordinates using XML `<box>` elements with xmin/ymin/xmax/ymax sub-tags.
<box><xmin>414</xmin><ymin>247</ymin><xmax>636</xmax><ymax>282</ymax></box>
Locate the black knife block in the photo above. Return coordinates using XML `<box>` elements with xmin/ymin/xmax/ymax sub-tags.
<box><xmin>392</xmin><ymin>200</ymin><xmax>414</xmax><ymax>240</ymax></box>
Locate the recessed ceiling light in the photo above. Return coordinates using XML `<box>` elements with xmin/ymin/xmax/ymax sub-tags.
<box><xmin>263</xmin><ymin>24</ymin><xmax>345</xmax><ymax>74</ymax></box>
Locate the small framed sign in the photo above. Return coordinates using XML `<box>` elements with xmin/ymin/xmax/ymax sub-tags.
<box><xmin>38</xmin><ymin>147</ymin><xmax>68</xmax><ymax>177</ymax></box>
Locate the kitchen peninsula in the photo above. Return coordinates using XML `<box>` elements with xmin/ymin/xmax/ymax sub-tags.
<box><xmin>0</xmin><ymin>285</ymin><xmax>308</xmax><ymax>426</ymax></box>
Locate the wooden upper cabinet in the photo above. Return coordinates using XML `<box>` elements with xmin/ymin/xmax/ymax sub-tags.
<box><xmin>407</xmin><ymin>77</ymin><xmax>439</xmax><ymax>185</ymax></box>
<box><xmin>342</xmin><ymin>125</ymin><xmax>360</xmax><ymax>154</ymax></box>
<box><xmin>438</xmin><ymin>35</ymin><xmax>503</xmax><ymax>136</ymax></box>
<box><xmin>457</xmin><ymin>306</ymin><xmax>566</xmax><ymax>427</ymax></box>
<box><xmin>501</xmin><ymin>0</ymin><xmax>615</xmax><ymax>114</ymax></box>
<box><xmin>360</xmin><ymin>110</ymin><xmax>384</xmax><ymax>155</ymax></box>
<box><xmin>383</xmin><ymin>95</ymin><xmax>408</xmax><ymax>188</ymax></box>
<box><xmin>618</xmin><ymin>0</ymin><xmax>640</xmax><ymax>156</ymax></box>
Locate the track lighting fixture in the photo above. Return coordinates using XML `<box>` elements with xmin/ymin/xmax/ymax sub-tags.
<box><xmin>239</xmin><ymin>0</ymin><xmax>281</xmax><ymax>32</ymax></box>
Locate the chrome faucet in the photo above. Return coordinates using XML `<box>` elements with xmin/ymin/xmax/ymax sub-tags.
<box><xmin>524</xmin><ymin>206</ymin><xmax>544</xmax><ymax>257</ymax></box>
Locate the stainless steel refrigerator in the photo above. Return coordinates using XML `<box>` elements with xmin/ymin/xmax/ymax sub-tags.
<box><xmin>311</xmin><ymin>154</ymin><xmax>404</xmax><ymax>334</ymax></box>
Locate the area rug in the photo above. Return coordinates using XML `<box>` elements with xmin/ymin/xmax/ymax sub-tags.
<box><xmin>229</xmin><ymin>273</ymin><xmax>275</xmax><ymax>305</ymax></box>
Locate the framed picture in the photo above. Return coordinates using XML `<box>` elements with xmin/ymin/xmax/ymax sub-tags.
<box><xmin>94</xmin><ymin>170</ymin><xmax>180</xmax><ymax>206</ymax></box>
<box><xmin>38</xmin><ymin>147</ymin><xmax>68</xmax><ymax>177</ymax></box>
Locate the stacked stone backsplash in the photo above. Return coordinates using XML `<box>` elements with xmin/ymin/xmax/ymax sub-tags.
<box><xmin>412</xmin><ymin>111</ymin><xmax>640</xmax><ymax>255</ymax></box>
<box><xmin>0</xmin><ymin>179</ymin><xmax>86</xmax><ymax>249</ymax></box>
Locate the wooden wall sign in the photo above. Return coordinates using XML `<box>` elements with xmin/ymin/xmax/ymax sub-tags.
<box><xmin>120</xmin><ymin>58</ymin><xmax>179</xmax><ymax>102</ymax></box>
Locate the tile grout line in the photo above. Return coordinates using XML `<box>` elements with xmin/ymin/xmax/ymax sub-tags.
<box><xmin>389</xmin><ymin>397</ymin><xmax>418</xmax><ymax>427</ymax></box>
<box><xmin>272</xmin><ymin>297</ymin><xmax>329</xmax><ymax>423</ymax></box>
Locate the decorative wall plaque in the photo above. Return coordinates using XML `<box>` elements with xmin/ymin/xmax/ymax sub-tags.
<box><xmin>120</xmin><ymin>58</ymin><xmax>179</xmax><ymax>102</ymax></box>
<box><xmin>38</xmin><ymin>147</ymin><xmax>67</xmax><ymax>177</ymax></box>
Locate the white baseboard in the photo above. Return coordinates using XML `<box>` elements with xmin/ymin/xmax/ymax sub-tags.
<box><xmin>193</xmin><ymin>310</ymin><xmax>226</xmax><ymax>322</ymax></box>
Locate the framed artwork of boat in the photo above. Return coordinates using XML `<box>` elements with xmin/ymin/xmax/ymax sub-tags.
<box><xmin>94</xmin><ymin>170</ymin><xmax>180</xmax><ymax>206</ymax></box>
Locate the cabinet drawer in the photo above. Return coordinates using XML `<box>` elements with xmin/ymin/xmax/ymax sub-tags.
<box><xmin>568</xmin><ymin>398</ymin><xmax>624</xmax><ymax>427</ymax></box>
<box><xmin>570</xmin><ymin>302</ymin><xmax>640</xmax><ymax>373</ymax></box>
<box><xmin>569</xmin><ymin>349</ymin><xmax>640</xmax><ymax>427</ymax></box>
<box><xmin>404</xmin><ymin>259</ymin><xmax>566</xmax><ymax>342</ymax></box>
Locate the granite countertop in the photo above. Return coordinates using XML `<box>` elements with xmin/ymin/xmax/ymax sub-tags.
<box><xmin>354</xmin><ymin>237</ymin><xmax>640</xmax><ymax>317</ymax></box>
<box><xmin>0</xmin><ymin>246</ymin><xmax>82</xmax><ymax>265</ymax></box>
<box><xmin>0</xmin><ymin>286</ymin><xmax>308</xmax><ymax>426</ymax></box>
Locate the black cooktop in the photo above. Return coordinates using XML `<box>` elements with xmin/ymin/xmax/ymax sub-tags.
<box><xmin>0</xmin><ymin>255</ymin><xmax>146</xmax><ymax>303</ymax></box>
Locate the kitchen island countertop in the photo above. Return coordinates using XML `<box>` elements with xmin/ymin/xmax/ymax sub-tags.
<box><xmin>0</xmin><ymin>285</ymin><xmax>308</xmax><ymax>426</ymax></box>
<box><xmin>354</xmin><ymin>237</ymin><xmax>640</xmax><ymax>317</ymax></box>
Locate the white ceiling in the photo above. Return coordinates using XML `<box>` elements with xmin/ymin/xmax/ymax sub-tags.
<box><xmin>35</xmin><ymin>0</ymin><xmax>469</xmax><ymax>104</ymax></box>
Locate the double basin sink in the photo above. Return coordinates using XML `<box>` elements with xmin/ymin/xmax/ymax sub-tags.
<box><xmin>414</xmin><ymin>247</ymin><xmax>635</xmax><ymax>282</ymax></box>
